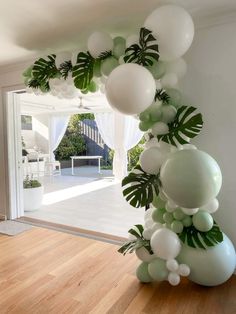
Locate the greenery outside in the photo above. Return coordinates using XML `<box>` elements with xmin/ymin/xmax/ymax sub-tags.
<box><xmin>23</xmin><ymin>175</ymin><xmax>42</xmax><ymax>189</ymax></box>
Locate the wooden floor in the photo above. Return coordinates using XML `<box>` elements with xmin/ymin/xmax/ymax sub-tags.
<box><xmin>0</xmin><ymin>228</ymin><xmax>235</xmax><ymax>314</ymax></box>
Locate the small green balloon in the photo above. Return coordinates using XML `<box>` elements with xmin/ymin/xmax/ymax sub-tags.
<box><xmin>136</xmin><ymin>262</ymin><xmax>153</xmax><ymax>283</ymax></box>
<box><xmin>139</xmin><ymin>111</ymin><xmax>150</xmax><ymax>122</ymax></box>
<box><xmin>88</xmin><ymin>81</ymin><xmax>98</xmax><ymax>93</ymax></box>
<box><xmin>139</xmin><ymin>120</ymin><xmax>153</xmax><ymax>132</ymax></box>
<box><xmin>163</xmin><ymin>212</ymin><xmax>174</xmax><ymax>224</ymax></box>
<box><xmin>165</xmin><ymin>88</ymin><xmax>182</xmax><ymax>108</ymax></box>
<box><xmin>39</xmin><ymin>84</ymin><xmax>48</xmax><ymax>93</ymax></box>
<box><xmin>171</xmin><ymin>220</ymin><xmax>184</xmax><ymax>233</ymax></box>
<box><xmin>152</xmin><ymin>208</ymin><xmax>166</xmax><ymax>224</ymax></box>
<box><xmin>152</xmin><ymin>195</ymin><xmax>166</xmax><ymax>209</ymax></box>
<box><xmin>93</xmin><ymin>60</ymin><xmax>102</xmax><ymax>77</ymax></box>
<box><xmin>101</xmin><ymin>56</ymin><xmax>119</xmax><ymax>77</ymax></box>
<box><xmin>148</xmin><ymin>102</ymin><xmax>163</xmax><ymax>122</ymax></box>
<box><xmin>182</xmin><ymin>216</ymin><xmax>192</xmax><ymax>227</ymax></box>
<box><xmin>23</xmin><ymin>65</ymin><xmax>33</xmax><ymax>78</ymax></box>
<box><xmin>147</xmin><ymin>61</ymin><xmax>166</xmax><ymax>79</ymax></box>
<box><xmin>81</xmin><ymin>88</ymin><xmax>89</xmax><ymax>94</ymax></box>
<box><xmin>113</xmin><ymin>36</ymin><xmax>126</xmax><ymax>59</ymax></box>
<box><xmin>192</xmin><ymin>210</ymin><xmax>214</xmax><ymax>232</ymax></box>
<box><xmin>148</xmin><ymin>258</ymin><xmax>168</xmax><ymax>281</ymax></box>
<box><xmin>173</xmin><ymin>208</ymin><xmax>186</xmax><ymax>221</ymax></box>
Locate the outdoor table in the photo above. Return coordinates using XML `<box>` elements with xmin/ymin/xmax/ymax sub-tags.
<box><xmin>70</xmin><ymin>156</ymin><xmax>102</xmax><ymax>175</ymax></box>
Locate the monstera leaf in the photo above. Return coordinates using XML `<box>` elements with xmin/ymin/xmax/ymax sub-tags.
<box><xmin>124</xmin><ymin>27</ymin><xmax>159</xmax><ymax>66</ymax></box>
<box><xmin>155</xmin><ymin>89</ymin><xmax>170</xmax><ymax>104</ymax></box>
<box><xmin>179</xmin><ymin>222</ymin><xmax>223</xmax><ymax>249</ymax></box>
<box><xmin>118</xmin><ymin>224</ymin><xmax>153</xmax><ymax>255</ymax></box>
<box><xmin>31</xmin><ymin>55</ymin><xmax>59</xmax><ymax>82</ymax></box>
<box><xmin>72</xmin><ymin>52</ymin><xmax>95</xmax><ymax>90</ymax></box>
<box><xmin>158</xmin><ymin>105</ymin><xmax>203</xmax><ymax>146</ymax></box>
<box><xmin>122</xmin><ymin>165</ymin><xmax>160</xmax><ymax>208</ymax></box>
<box><xmin>59</xmin><ymin>60</ymin><xmax>73</xmax><ymax>79</ymax></box>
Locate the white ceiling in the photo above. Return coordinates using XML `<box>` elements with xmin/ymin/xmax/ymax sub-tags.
<box><xmin>1</xmin><ymin>0</ymin><xmax>236</xmax><ymax>67</ymax></box>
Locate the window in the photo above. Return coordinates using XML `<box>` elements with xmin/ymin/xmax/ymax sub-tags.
<box><xmin>21</xmin><ymin>115</ymin><xmax>32</xmax><ymax>130</ymax></box>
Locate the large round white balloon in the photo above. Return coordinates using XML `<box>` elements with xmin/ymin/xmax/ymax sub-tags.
<box><xmin>144</xmin><ymin>5</ymin><xmax>194</xmax><ymax>61</ymax></box>
<box><xmin>160</xmin><ymin>150</ymin><xmax>222</xmax><ymax>208</ymax></box>
<box><xmin>140</xmin><ymin>147</ymin><xmax>166</xmax><ymax>174</ymax></box>
<box><xmin>87</xmin><ymin>31</ymin><xmax>113</xmax><ymax>58</ymax></box>
<box><xmin>105</xmin><ymin>63</ymin><xmax>156</xmax><ymax>115</ymax></box>
<box><xmin>151</xmin><ymin>228</ymin><xmax>181</xmax><ymax>260</ymax></box>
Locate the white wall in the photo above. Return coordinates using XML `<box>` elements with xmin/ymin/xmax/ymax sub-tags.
<box><xmin>21</xmin><ymin>130</ymin><xmax>36</xmax><ymax>148</ymax></box>
<box><xmin>33</xmin><ymin>114</ymin><xmax>49</xmax><ymax>153</ymax></box>
<box><xmin>181</xmin><ymin>21</ymin><xmax>236</xmax><ymax>246</ymax></box>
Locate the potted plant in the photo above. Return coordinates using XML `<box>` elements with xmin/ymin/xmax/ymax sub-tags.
<box><xmin>23</xmin><ymin>175</ymin><xmax>44</xmax><ymax>211</ymax></box>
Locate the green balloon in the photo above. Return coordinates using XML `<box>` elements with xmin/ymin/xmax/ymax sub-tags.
<box><xmin>136</xmin><ymin>262</ymin><xmax>153</xmax><ymax>283</ymax></box>
<box><xmin>173</xmin><ymin>208</ymin><xmax>186</xmax><ymax>221</ymax></box>
<box><xmin>113</xmin><ymin>37</ymin><xmax>126</xmax><ymax>59</ymax></box>
<box><xmin>93</xmin><ymin>60</ymin><xmax>102</xmax><ymax>77</ymax></box>
<box><xmin>148</xmin><ymin>102</ymin><xmax>163</xmax><ymax>122</ymax></box>
<box><xmin>171</xmin><ymin>220</ymin><xmax>184</xmax><ymax>234</ymax></box>
<box><xmin>152</xmin><ymin>195</ymin><xmax>166</xmax><ymax>209</ymax></box>
<box><xmin>101</xmin><ymin>56</ymin><xmax>119</xmax><ymax>77</ymax></box>
<box><xmin>139</xmin><ymin>111</ymin><xmax>150</xmax><ymax>122</ymax></box>
<box><xmin>192</xmin><ymin>210</ymin><xmax>214</xmax><ymax>232</ymax></box>
<box><xmin>88</xmin><ymin>81</ymin><xmax>98</xmax><ymax>93</ymax></box>
<box><xmin>23</xmin><ymin>65</ymin><xmax>33</xmax><ymax>78</ymax></box>
<box><xmin>152</xmin><ymin>208</ymin><xmax>165</xmax><ymax>224</ymax></box>
<box><xmin>165</xmin><ymin>88</ymin><xmax>182</xmax><ymax>108</ymax></box>
<box><xmin>139</xmin><ymin>120</ymin><xmax>153</xmax><ymax>131</ymax></box>
<box><xmin>148</xmin><ymin>258</ymin><xmax>168</xmax><ymax>281</ymax></box>
<box><xmin>147</xmin><ymin>61</ymin><xmax>166</xmax><ymax>79</ymax></box>
<box><xmin>182</xmin><ymin>216</ymin><xmax>192</xmax><ymax>227</ymax></box>
<box><xmin>163</xmin><ymin>212</ymin><xmax>174</xmax><ymax>224</ymax></box>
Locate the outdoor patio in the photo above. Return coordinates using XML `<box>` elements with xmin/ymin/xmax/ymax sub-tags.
<box><xmin>24</xmin><ymin>166</ymin><xmax>144</xmax><ymax>238</ymax></box>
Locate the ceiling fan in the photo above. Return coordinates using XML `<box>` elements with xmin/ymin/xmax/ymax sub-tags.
<box><xmin>78</xmin><ymin>96</ymin><xmax>91</xmax><ymax>110</ymax></box>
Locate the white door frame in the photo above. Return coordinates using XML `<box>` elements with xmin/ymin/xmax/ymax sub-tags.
<box><xmin>2</xmin><ymin>85</ymin><xmax>25</xmax><ymax>219</ymax></box>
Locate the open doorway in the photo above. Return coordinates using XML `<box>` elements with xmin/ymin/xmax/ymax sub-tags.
<box><xmin>8</xmin><ymin>90</ymin><xmax>144</xmax><ymax>239</ymax></box>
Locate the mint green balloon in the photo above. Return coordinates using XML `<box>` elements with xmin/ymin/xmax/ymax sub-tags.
<box><xmin>93</xmin><ymin>60</ymin><xmax>102</xmax><ymax>77</ymax></box>
<box><xmin>139</xmin><ymin>120</ymin><xmax>153</xmax><ymax>131</ymax></box>
<box><xmin>182</xmin><ymin>216</ymin><xmax>192</xmax><ymax>227</ymax></box>
<box><xmin>147</xmin><ymin>61</ymin><xmax>166</xmax><ymax>79</ymax></box>
<box><xmin>139</xmin><ymin>111</ymin><xmax>151</xmax><ymax>122</ymax></box>
<box><xmin>101</xmin><ymin>56</ymin><xmax>119</xmax><ymax>77</ymax></box>
<box><xmin>23</xmin><ymin>65</ymin><xmax>33</xmax><ymax>78</ymax></box>
<box><xmin>192</xmin><ymin>210</ymin><xmax>213</xmax><ymax>232</ymax></box>
<box><xmin>173</xmin><ymin>208</ymin><xmax>186</xmax><ymax>221</ymax></box>
<box><xmin>136</xmin><ymin>262</ymin><xmax>153</xmax><ymax>283</ymax></box>
<box><xmin>163</xmin><ymin>212</ymin><xmax>174</xmax><ymax>224</ymax></box>
<box><xmin>160</xmin><ymin>150</ymin><xmax>222</xmax><ymax>208</ymax></box>
<box><xmin>148</xmin><ymin>258</ymin><xmax>168</xmax><ymax>281</ymax></box>
<box><xmin>165</xmin><ymin>88</ymin><xmax>182</xmax><ymax>108</ymax></box>
<box><xmin>113</xmin><ymin>37</ymin><xmax>126</xmax><ymax>59</ymax></box>
<box><xmin>171</xmin><ymin>220</ymin><xmax>184</xmax><ymax>233</ymax></box>
<box><xmin>177</xmin><ymin>234</ymin><xmax>236</xmax><ymax>286</ymax></box>
<box><xmin>152</xmin><ymin>207</ymin><xmax>165</xmax><ymax>224</ymax></box>
<box><xmin>88</xmin><ymin>81</ymin><xmax>98</xmax><ymax>93</ymax></box>
<box><xmin>152</xmin><ymin>195</ymin><xmax>166</xmax><ymax>209</ymax></box>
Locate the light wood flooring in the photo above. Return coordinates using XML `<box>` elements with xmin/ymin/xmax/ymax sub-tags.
<box><xmin>0</xmin><ymin>227</ymin><xmax>235</xmax><ymax>314</ymax></box>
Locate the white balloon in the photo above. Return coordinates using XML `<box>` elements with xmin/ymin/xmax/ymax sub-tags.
<box><xmin>182</xmin><ymin>144</ymin><xmax>197</xmax><ymax>150</ymax></box>
<box><xmin>166</xmin><ymin>259</ymin><xmax>179</xmax><ymax>272</ymax></box>
<box><xmin>178</xmin><ymin>264</ymin><xmax>190</xmax><ymax>277</ymax></box>
<box><xmin>161</xmin><ymin>73</ymin><xmax>178</xmax><ymax>88</ymax></box>
<box><xmin>55</xmin><ymin>51</ymin><xmax>72</xmax><ymax>68</ymax></box>
<box><xmin>144</xmin><ymin>5</ymin><xmax>194</xmax><ymax>61</ymax></box>
<box><xmin>145</xmin><ymin>137</ymin><xmax>159</xmax><ymax>149</ymax></box>
<box><xmin>140</xmin><ymin>147</ymin><xmax>166</xmax><ymax>175</ymax></box>
<box><xmin>155</xmin><ymin>80</ymin><xmax>162</xmax><ymax>90</ymax></box>
<box><xmin>151</xmin><ymin>228</ymin><xmax>181</xmax><ymax>260</ymax></box>
<box><xmin>136</xmin><ymin>247</ymin><xmax>155</xmax><ymax>262</ymax></box>
<box><xmin>200</xmin><ymin>198</ymin><xmax>219</xmax><ymax>213</ymax></box>
<box><xmin>168</xmin><ymin>272</ymin><xmax>181</xmax><ymax>286</ymax></box>
<box><xmin>144</xmin><ymin>207</ymin><xmax>155</xmax><ymax>221</ymax></box>
<box><xmin>105</xmin><ymin>63</ymin><xmax>156</xmax><ymax>115</ymax></box>
<box><xmin>126</xmin><ymin>34</ymin><xmax>139</xmax><ymax>47</ymax></box>
<box><xmin>151</xmin><ymin>122</ymin><xmax>169</xmax><ymax>136</ymax></box>
<box><xmin>165</xmin><ymin>58</ymin><xmax>187</xmax><ymax>78</ymax></box>
<box><xmin>165</xmin><ymin>200</ymin><xmax>178</xmax><ymax>213</ymax></box>
<box><xmin>159</xmin><ymin>141</ymin><xmax>172</xmax><ymax>154</ymax></box>
<box><xmin>181</xmin><ymin>207</ymin><xmax>199</xmax><ymax>215</ymax></box>
<box><xmin>143</xmin><ymin>228</ymin><xmax>154</xmax><ymax>240</ymax></box>
<box><xmin>88</xmin><ymin>31</ymin><xmax>113</xmax><ymax>58</ymax></box>
<box><xmin>145</xmin><ymin>218</ymin><xmax>153</xmax><ymax>228</ymax></box>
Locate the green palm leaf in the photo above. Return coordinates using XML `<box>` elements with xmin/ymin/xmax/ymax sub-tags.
<box><xmin>158</xmin><ymin>105</ymin><xmax>203</xmax><ymax>146</ymax></box>
<box><xmin>31</xmin><ymin>54</ymin><xmax>59</xmax><ymax>82</ymax></box>
<box><xmin>122</xmin><ymin>165</ymin><xmax>160</xmax><ymax>208</ymax></box>
<box><xmin>179</xmin><ymin>221</ymin><xmax>223</xmax><ymax>249</ymax></box>
<box><xmin>124</xmin><ymin>27</ymin><xmax>159</xmax><ymax>66</ymax></box>
<box><xmin>72</xmin><ymin>52</ymin><xmax>95</xmax><ymax>90</ymax></box>
<box><xmin>155</xmin><ymin>89</ymin><xmax>170</xmax><ymax>104</ymax></box>
<box><xmin>59</xmin><ymin>60</ymin><xmax>73</xmax><ymax>79</ymax></box>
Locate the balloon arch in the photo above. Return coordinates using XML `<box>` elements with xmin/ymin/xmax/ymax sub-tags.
<box><xmin>23</xmin><ymin>5</ymin><xmax>235</xmax><ymax>286</ymax></box>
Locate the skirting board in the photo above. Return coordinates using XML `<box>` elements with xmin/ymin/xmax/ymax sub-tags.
<box><xmin>0</xmin><ymin>214</ymin><xmax>6</xmax><ymax>221</ymax></box>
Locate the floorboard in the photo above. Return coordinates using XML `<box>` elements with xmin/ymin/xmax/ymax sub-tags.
<box><xmin>0</xmin><ymin>227</ymin><xmax>235</xmax><ymax>314</ymax></box>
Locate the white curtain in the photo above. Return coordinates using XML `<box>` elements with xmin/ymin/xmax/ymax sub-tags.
<box><xmin>95</xmin><ymin>112</ymin><xmax>143</xmax><ymax>180</ymax></box>
<box><xmin>48</xmin><ymin>115</ymin><xmax>70</xmax><ymax>161</ymax></box>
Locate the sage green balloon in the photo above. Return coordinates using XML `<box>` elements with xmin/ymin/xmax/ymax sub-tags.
<box><xmin>113</xmin><ymin>36</ymin><xmax>126</xmax><ymax>59</ymax></box>
<box><xmin>136</xmin><ymin>262</ymin><xmax>153</xmax><ymax>283</ymax></box>
<box><xmin>163</xmin><ymin>212</ymin><xmax>174</xmax><ymax>224</ymax></box>
<box><xmin>88</xmin><ymin>81</ymin><xmax>98</xmax><ymax>93</ymax></box>
<box><xmin>152</xmin><ymin>195</ymin><xmax>166</xmax><ymax>209</ymax></box>
<box><xmin>23</xmin><ymin>65</ymin><xmax>33</xmax><ymax>78</ymax></box>
<box><xmin>182</xmin><ymin>216</ymin><xmax>192</xmax><ymax>227</ymax></box>
<box><xmin>152</xmin><ymin>207</ymin><xmax>165</xmax><ymax>224</ymax></box>
<box><xmin>171</xmin><ymin>220</ymin><xmax>183</xmax><ymax>233</ymax></box>
<box><xmin>177</xmin><ymin>234</ymin><xmax>236</xmax><ymax>286</ymax></box>
<box><xmin>101</xmin><ymin>56</ymin><xmax>119</xmax><ymax>77</ymax></box>
<box><xmin>93</xmin><ymin>60</ymin><xmax>102</xmax><ymax>77</ymax></box>
<box><xmin>160</xmin><ymin>150</ymin><xmax>222</xmax><ymax>208</ymax></box>
<box><xmin>147</xmin><ymin>61</ymin><xmax>166</xmax><ymax>79</ymax></box>
<box><xmin>192</xmin><ymin>210</ymin><xmax>213</xmax><ymax>232</ymax></box>
<box><xmin>139</xmin><ymin>111</ymin><xmax>151</xmax><ymax>122</ymax></box>
<box><xmin>165</xmin><ymin>88</ymin><xmax>182</xmax><ymax>108</ymax></box>
<box><xmin>173</xmin><ymin>208</ymin><xmax>186</xmax><ymax>221</ymax></box>
<box><xmin>148</xmin><ymin>258</ymin><xmax>168</xmax><ymax>281</ymax></box>
<box><xmin>139</xmin><ymin>120</ymin><xmax>153</xmax><ymax>131</ymax></box>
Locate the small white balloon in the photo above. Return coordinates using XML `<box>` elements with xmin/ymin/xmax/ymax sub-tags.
<box><xmin>140</xmin><ymin>147</ymin><xmax>166</xmax><ymax>175</ymax></box>
<box><xmin>151</xmin><ymin>122</ymin><xmax>169</xmax><ymax>136</ymax></box>
<box><xmin>166</xmin><ymin>259</ymin><xmax>179</xmax><ymax>272</ymax></box>
<box><xmin>178</xmin><ymin>264</ymin><xmax>190</xmax><ymax>277</ymax></box>
<box><xmin>143</xmin><ymin>228</ymin><xmax>154</xmax><ymax>240</ymax></box>
<box><xmin>165</xmin><ymin>58</ymin><xmax>187</xmax><ymax>78</ymax></box>
<box><xmin>181</xmin><ymin>207</ymin><xmax>199</xmax><ymax>215</ymax></box>
<box><xmin>161</xmin><ymin>73</ymin><xmax>178</xmax><ymax>88</ymax></box>
<box><xmin>200</xmin><ymin>198</ymin><xmax>219</xmax><ymax>213</ymax></box>
<box><xmin>126</xmin><ymin>34</ymin><xmax>139</xmax><ymax>47</ymax></box>
<box><xmin>168</xmin><ymin>272</ymin><xmax>181</xmax><ymax>286</ymax></box>
<box><xmin>155</xmin><ymin>80</ymin><xmax>162</xmax><ymax>90</ymax></box>
<box><xmin>105</xmin><ymin>63</ymin><xmax>156</xmax><ymax>115</ymax></box>
<box><xmin>136</xmin><ymin>247</ymin><xmax>155</xmax><ymax>262</ymax></box>
<box><xmin>88</xmin><ymin>31</ymin><xmax>113</xmax><ymax>58</ymax></box>
<box><xmin>145</xmin><ymin>218</ymin><xmax>154</xmax><ymax>228</ymax></box>
<box><xmin>166</xmin><ymin>200</ymin><xmax>178</xmax><ymax>213</ymax></box>
<box><xmin>145</xmin><ymin>137</ymin><xmax>159</xmax><ymax>149</ymax></box>
<box><xmin>55</xmin><ymin>51</ymin><xmax>72</xmax><ymax>68</ymax></box>
<box><xmin>144</xmin><ymin>207</ymin><xmax>154</xmax><ymax>221</ymax></box>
